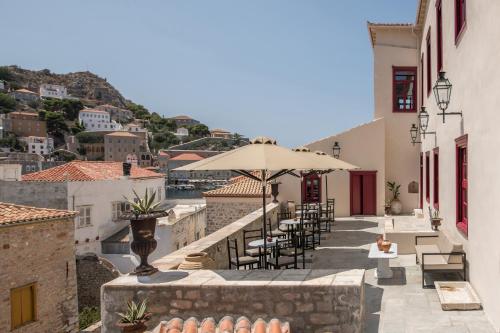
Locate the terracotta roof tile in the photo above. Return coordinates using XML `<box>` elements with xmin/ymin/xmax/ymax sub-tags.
<box><xmin>80</xmin><ymin>108</ymin><xmax>109</xmax><ymax>114</ymax></box>
<box><xmin>22</xmin><ymin>161</ymin><xmax>163</xmax><ymax>182</ymax></box>
<box><xmin>158</xmin><ymin>317</ymin><xmax>290</xmax><ymax>333</ymax></box>
<box><xmin>14</xmin><ymin>88</ymin><xmax>38</xmax><ymax>94</ymax></box>
<box><xmin>204</xmin><ymin>172</ymin><xmax>271</xmax><ymax>198</ymax></box>
<box><xmin>210</xmin><ymin>128</ymin><xmax>231</xmax><ymax>133</ymax></box>
<box><xmin>169</xmin><ymin>153</ymin><xmax>204</xmax><ymax>161</ymax></box>
<box><xmin>0</xmin><ymin>202</ymin><xmax>77</xmax><ymax>226</ymax></box>
<box><xmin>104</xmin><ymin>131</ymin><xmax>139</xmax><ymax>138</ymax></box>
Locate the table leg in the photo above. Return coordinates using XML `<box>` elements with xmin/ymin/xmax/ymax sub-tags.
<box><xmin>375</xmin><ymin>258</ymin><xmax>393</xmax><ymax>279</ymax></box>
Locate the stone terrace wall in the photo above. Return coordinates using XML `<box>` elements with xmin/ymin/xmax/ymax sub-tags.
<box><xmin>101</xmin><ymin>269</ymin><xmax>365</xmax><ymax>333</ymax></box>
<box><xmin>153</xmin><ymin>203</ymin><xmax>279</xmax><ymax>270</ymax></box>
<box><xmin>205</xmin><ymin>197</ymin><xmax>264</xmax><ymax>234</ymax></box>
<box><xmin>0</xmin><ymin>180</ymin><xmax>68</xmax><ymax>209</ymax></box>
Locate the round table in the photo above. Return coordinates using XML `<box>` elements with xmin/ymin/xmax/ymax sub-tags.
<box><xmin>280</xmin><ymin>219</ymin><xmax>301</xmax><ymax>226</ymax></box>
<box><xmin>248</xmin><ymin>237</ymin><xmax>280</xmax><ymax>248</ymax></box>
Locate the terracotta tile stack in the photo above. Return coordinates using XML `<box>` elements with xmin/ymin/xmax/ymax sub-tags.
<box><xmin>158</xmin><ymin>316</ymin><xmax>290</xmax><ymax>333</ymax></box>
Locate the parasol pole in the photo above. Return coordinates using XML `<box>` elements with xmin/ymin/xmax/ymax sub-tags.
<box><xmin>261</xmin><ymin>169</ymin><xmax>268</xmax><ymax>269</ymax></box>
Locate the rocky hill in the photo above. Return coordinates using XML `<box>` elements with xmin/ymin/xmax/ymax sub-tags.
<box><xmin>4</xmin><ymin>65</ymin><xmax>128</xmax><ymax>108</ymax></box>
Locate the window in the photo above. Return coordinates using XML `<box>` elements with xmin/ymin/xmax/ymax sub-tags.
<box><xmin>436</xmin><ymin>0</ymin><xmax>443</xmax><ymax>72</ymax></box>
<box><xmin>393</xmin><ymin>67</ymin><xmax>417</xmax><ymax>112</ymax></box>
<box><xmin>420</xmin><ymin>55</ymin><xmax>424</xmax><ymax>107</ymax></box>
<box><xmin>426</xmin><ymin>29</ymin><xmax>432</xmax><ymax>95</ymax></box>
<box><xmin>433</xmin><ymin>148</ymin><xmax>439</xmax><ymax>208</ymax></box>
<box><xmin>11</xmin><ymin>283</ymin><xmax>36</xmax><ymax>329</ymax></box>
<box><xmin>420</xmin><ymin>152</ymin><xmax>423</xmax><ymax>209</ymax></box>
<box><xmin>77</xmin><ymin>205</ymin><xmax>92</xmax><ymax>227</ymax></box>
<box><xmin>456</xmin><ymin>135</ymin><xmax>468</xmax><ymax>235</ymax></box>
<box><xmin>455</xmin><ymin>0</ymin><xmax>466</xmax><ymax>42</ymax></box>
<box><xmin>112</xmin><ymin>202</ymin><xmax>130</xmax><ymax>221</ymax></box>
<box><xmin>425</xmin><ymin>151</ymin><xmax>430</xmax><ymax>203</ymax></box>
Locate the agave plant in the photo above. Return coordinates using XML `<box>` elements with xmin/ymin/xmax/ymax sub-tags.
<box><xmin>386</xmin><ymin>181</ymin><xmax>401</xmax><ymax>201</ymax></box>
<box><xmin>125</xmin><ymin>189</ymin><xmax>161</xmax><ymax>215</ymax></box>
<box><xmin>117</xmin><ymin>299</ymin><xmax>149</xmax><ymax>324</ymax></box>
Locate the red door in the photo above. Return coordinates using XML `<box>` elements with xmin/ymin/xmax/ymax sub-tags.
<box><xmin>350</xmin><ymin>171</ymin><xmax>377</xmax><ymax>215</ymax></box>
<box><xmin>302</xmin><ymin>173</ymin><xmax>321</xmax><ymax>203</ymax></box>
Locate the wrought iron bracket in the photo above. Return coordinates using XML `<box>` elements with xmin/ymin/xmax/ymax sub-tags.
<box><xmin>437</xmin><ymin>111</ymin><xmax>462</xmax><ymax>123</ymax></box>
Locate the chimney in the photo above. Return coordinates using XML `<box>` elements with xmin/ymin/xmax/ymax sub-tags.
<box><xmin>122</xmin><ymin>162</ymin><xmax>131</xmax><ymax>177</ymax></box>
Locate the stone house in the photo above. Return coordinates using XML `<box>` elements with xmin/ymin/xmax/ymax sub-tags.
<box><xmin>3</xmin><ymin>111</ymin><xmax>47</xmax><ymax>138</ymax></box>
<box><xmin>0</xmin><ymin>202</ymin><xmax>78</xmax><ymax>333</ymax></box>
<box><xmin>203</xmin><ymin>174</ymin><xmax>271</xmax><ymax>234</ymax></box>
<box><xmin>168</xmin><ymin>115</ymin><xmax>200</xmax><ymax>127</ymax></box>
<box><xmin>104</xmin><ymin>131</ymin><xmax>141</xmax><ymax>164</ymax></box>
<box><xmin>39</xmin><ymin>83</ymin><xmax>68</xmax><ymax>99</ymax></box>
<box><xmin>210</xmin><ymin>128</ymin><xmax>232</xmax><ymax>139</ymax></box>
<box><xmin>167</xmin><ymin>152</ymin><xmax>232</xmax><ymax>182</ymax></box>
<box><xmin>95</xmin><ymin>104</ymin><xmax>134</xmax><ymax>123</ymax></box>
<box><xmin>9</xmin><ymin>88</ymin><xmax>40</xmax><ymax>103</ymax></box>
<box><xmin>20</xmin><ymin>136</ymin><xmax>54</xmax><ymax>155</ymax></box>
<box><xmin>0</xmin><ymin>161</ymin><xmax>165</xmax><ymax>257</ymax></box>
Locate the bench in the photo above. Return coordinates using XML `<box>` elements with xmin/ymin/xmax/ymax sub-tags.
<box><xmin>415</xmin><ymin>232</ymin><xmax>466</xmax><ymax>288</ymax></box>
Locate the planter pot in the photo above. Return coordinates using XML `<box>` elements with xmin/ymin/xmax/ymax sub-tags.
<box><xmin>178</xmin><ymin>252</ymin><xmax>215</xmax><ymax>270</ymax></box>
<box><xmin>431</xmin><ymin>218</ymin><xmax>442</xmax><ymax>231</ymax></box>
<box><xmin>376</xmin><ymin>235</ymin><xmax>384</xmax><ymax>251</ymax></box>
<box><xmin>390</xmin><ymin>199</ymin><xmax>403</xmax><ymax>215</ymax></box>
<box><xmin>125</xmin><ymin>211</ymin><xmax>167</xmax><ymax>276</ymax></box>
<box><xmin>384</xmin><ymin>205</ymin><xmax>391</xmax><ymax>215</ymax></box>
<box><xmin>271</xmin><ymin>182</ymin><xmax>280</xmax><ymax>203</ymax></box>
<box><xmin>116</xmin><ymin>320</ymin><xmax>148</xmax><ymax>333</ymax></box>
<box><xmin>381</xmin><ymin>240</ymin><xmax>392</xmax><ymax>253</ymax></box>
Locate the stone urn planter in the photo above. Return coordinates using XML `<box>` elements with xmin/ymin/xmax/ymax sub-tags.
<box><xmin>178</xmin><ymin>252</ymin><xmax>215</xmax><ymax>270</ymax></box>
<box><xmin>431</xmin><ymin>217</ymin><xmax>442</xmax><ymax>231</ymax></box>
<box><xmin>381</xmin><ymin>240</ymin><xmax>392</xmax><ymax>253</ymax></box>
<box><xmin>390</xmin><ymin>199</ymin><xmax>403</xmax><ymax>215</ymax></box>
<box><xmin>271</xmin><ymin>182</ymin><xmax>280</xmax><ymax>203</ymax></box>
<box><xmin>116</xmin><ymin>319</ymin><xmax>148</xmax><ymax>333</ymax></box>
<box><xmin>124</xmin><ymin>211</ymin><xmax>168</xmax><ymax>276</ymax></box>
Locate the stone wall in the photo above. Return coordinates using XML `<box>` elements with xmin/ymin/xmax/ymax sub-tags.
<box><xmin>153</xmin><ymin>203</ymin><xmax>279</xmax><ymax>270</ymax></box>
<box><xmin>0</xmin><ymin>180</ymin><xmax>68</xmax><ymax>209</ymax></box>
<box><xmin>101</xmin><ymin>269</ymin><xmax>365</xmax><ymax>333</ymax></box>
<box><xmin>205</xmin><ymin>197</ymin><xmax>264</xmax><ymax>234</ymax></box>
<box><xmin>0</xmin><ymin>218</ymin><xmax>78</xmax><ymax>333</ymax></box>
<box><xmin>76</xmin><ymin>254</ymin><xmax>120</xmax><ymax>311</ymax></box>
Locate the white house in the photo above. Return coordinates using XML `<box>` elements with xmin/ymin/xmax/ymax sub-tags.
<box><xmin>174</xmin><ymin>127</ymin><xmax>189</xmax><ymax>139</ymax></box>
<box><xmin>39</xmin><ymin>83</ymin><xmax>68</xmax><ymax>99</ymax></box>
<box><xmin>78</xmin><ymin>108</ymin><xmax>122</xmax><ymax>131</ymax></box>
<box><xmin>20</xmin><ymin>136</ymin><xmax>54</xmax><ymax>155</ymax></box>
<box><xmin>22</xmin><ymin>161</ymin><xmax>165</xmax><ymax>255</ymax></box>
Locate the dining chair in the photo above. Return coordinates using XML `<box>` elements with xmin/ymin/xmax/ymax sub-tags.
<box><xmin>243</xmin><ymin>228</ymin><xmax>270</xmax><ymax>264</ymax></box>
<box><xmin>266</xmin><ymin>218</ymin><xmax>287</xmax><ymax>239</ymax></box>
<box><xmin>303</xmin><ymin>211</ymin><xmax>321</xmax><ymax>249</ymax></box>
<box><xmin>266</xmin><ymin>236</ymin><xmax>302</xmax><ymax>269</ymax></box>
<box><xmin>226</xmin><ymin>238</ymin><xmax>260</xmax><ymax>270</ymax></box>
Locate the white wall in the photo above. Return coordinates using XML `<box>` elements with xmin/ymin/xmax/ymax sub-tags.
<box><xmin>418</xmin><ymin>1</ymin><xmax>500</xmax><ymax>330</ymax></box>
<box><xmin>68</xmin><ymin>177</ymin><xmax>165</xmax><ymax>255</ymax></box>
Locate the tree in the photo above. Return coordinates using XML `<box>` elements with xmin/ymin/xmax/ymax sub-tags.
<box><xmin>43</xmin><ymin>98</ymin><xmax>84</xmax><ymax>121</ymax></box>
<box><xmin>188</xmin><ymin>124</ymin><xmax>210</xmax><ymax>138</ymax></box>
<box><xmin>0</xmin><ymin>67</ymin><xmax>14</xmax><ymax>81</ymax></box>
<box><xmin>0</xmin><ymin>133</ymin><xmax>25</xmax><ymax>151</ymax></box>
<box><xmin>147</xmin><ymin>113</ymin><xmax>177</xmax><ymax>133</ymax></box>
<box><xmin>45</xmin><ymin>111</ymin><xmax>69</xmax><ymax>145</ymax></box>
<box><xmin>232</xmin><ymin>133</ymin><xmax>243</xmax><ymax>145</ymax></box>
<box><xmin>0</xmin><ymin>93</ymin><xmax>16</xmax><ymax>113</ymax></box>
<box><xmin>125</xmin><ymin>102</ymin><xmax>150</xmax><ymax>119</ymax></box>
<box><xmin>75</xmin><ymin>131</ymin><xmax>104</xmax><ymax>144</ymax></box>
<box><xmin>150</xmin><ymin>131</ymin><xmax>179</xmax><ymax>150</ymax></box>
<box><xmin>70</xmin><ymin>120</ymin><xmax>86</xmax><ymax>135</ymax></box>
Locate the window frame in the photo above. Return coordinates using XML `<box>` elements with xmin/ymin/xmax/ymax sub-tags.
<box><xmin>433</xmin><ymin>148</ymin><xmax>439</xmax><ymax>209</ymax></box>
<box><xmin>425</xmin><ymin>151</ymin><xmax>430</xmax><ymax>203</ymax></box>
<box><xmin>456</xmin><ymin>135</ymin><xmax>468</xmax><ymax>236</ymax></box>
<box><xmin>426</xmin><ymin>29</ymin><xmax>432</xmax><ymax>96</ymax></box>
<box><xmin>111</xmin><ymin>202</ymin><xmax>130</xmax><ymax>221</ymax></box>
<box><xmin>77</xmin><ymin>205</ymin><xmax>92</xmax><ymax>228</ymax></box>
<box><xmin>436</xmin><ymin>0</ymin><xmax>443</xmax><ymax>72</ymax></box>
<box><xmin>11</xmin><ymin>282</ymin><xmax>37</xmax><ymax>330</ymax></box>
<box><xmin>455</xmin><ymin>0</ymin><xmax>467</xmax><ymax>44</ymax></box>
<box><xmin>392</xmin><ymin>66</ymin><xmax>418</xmax><ymax>113</ymax></box>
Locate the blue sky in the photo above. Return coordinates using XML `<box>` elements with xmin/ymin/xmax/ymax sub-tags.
<box><xmin>0</xmin><ymin>0</ymin><xmax>416</xmax><ymax>147</ymax></box>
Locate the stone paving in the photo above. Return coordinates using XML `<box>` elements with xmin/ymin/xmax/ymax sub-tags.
<box><xmin>309</xmin><ymin>217</ymin><xmax>496</xmax><ymax>333</ymax></box>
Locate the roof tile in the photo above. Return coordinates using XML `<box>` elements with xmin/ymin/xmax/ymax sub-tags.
<box><xmin>170</xmin><ymin>153</ymin><xmax>204</xmax><ymax>161</ymax></box>
<box><xmin>0</xmin><ymin>202</ymin><xmax>77</xmax><ymax>226</ymax></box>
<box><xmin>158</xmin><ymin>317</ymin><xmax>290</xmax><ymax>333</ymax></box>
<box><xmin>22</xmin><ymin>161</ymin><xmax>163</xmax><ymax>182</ymax></box>
<box><xmin>203</xmin><ymin>172</ymin><xmax>271</xmax><ymax>198</ymax></box>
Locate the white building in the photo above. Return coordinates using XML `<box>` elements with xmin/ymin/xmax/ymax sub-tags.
<box><xmin>21</xmin><ymin>161</ymin><xmax>166</xmax><ymax>256</ymax></box>
<box><xmin>174</xmin><ymin>127</ymin><xmax>189</xmax><ymax>139</ymax></box>
<box><xmin>79</xmin><ymin>108</ymin><xmax>122</xmax><ymax>131</ymax></box>
<box><xmin>20</xmin><ymin>136</ymin><xmax>54</xmax><ymax>155</ymax></box>
<box><xmin>39</xmin><ymin>84</ymin><xmax>68</xmax><ymax>99</ymax></box>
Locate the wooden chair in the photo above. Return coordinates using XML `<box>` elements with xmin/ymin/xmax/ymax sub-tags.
<box><xmin>227</xmin><ymin>238</ymin><xmax>260</xmax><ymax>270</ymax></box>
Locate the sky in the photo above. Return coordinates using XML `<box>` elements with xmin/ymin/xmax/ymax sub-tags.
<box><xmin>0</xmin><ymin>0</ymin><xmax>416</xmax><ymax>147</ymax></box>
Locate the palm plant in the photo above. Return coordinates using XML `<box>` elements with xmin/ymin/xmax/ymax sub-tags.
<box><xmin>386</xmin><ymin>181</ymin><xmax>401</xmax><ymax>202</ymax></box>
<box><xmin>125</xmin><ymin>189</ymin><xmax>161</xmax><ymax>215</ymax></box>
<box><xmin>117</xmin><ymin>299</ymin><xmax>149</xmax><ymax>324</ymax></box>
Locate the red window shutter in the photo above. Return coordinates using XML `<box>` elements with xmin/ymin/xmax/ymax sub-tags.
<box><xmin>433</xmin><ymin>148</ymin><xmax>439</xmax><ymax>208</ymax></box>
<box><xmin>425</xmin><ymin>151</ymin><xmax>430</xmax><ymax>203</ymax></box>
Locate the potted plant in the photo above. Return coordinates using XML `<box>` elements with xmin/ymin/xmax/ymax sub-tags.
<box><xmin>123</xmin><ymin>190</ymin><xmax>168</xmax><ymax>276</ymax></box>
<box><xmin>384</xmin><ymin>200</ymin><xmax>392</xmax><ymax>215</ymax></box>
<box><xmin>387</xmin><ymin>181</ymin><xmax>402</xmax><ymax>215</ymax></box>
<box><xmin>116</xmin><ymin>299</ymin><xmax>151</xmax><ymax>333</ymax></box>
<box><xmin>431</xmin><ymin>209</ymin><xmax>442</xmax><ymax>231</ymax></box>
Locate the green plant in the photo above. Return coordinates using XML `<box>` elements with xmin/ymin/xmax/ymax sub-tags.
<box><xmin>432</xmin><ymin>209</ymin><xmax>440</xmax><ymax>219</ymax></box>
<box><xmin>386</xmin><ymin>181</ymin><xmax>401</xmax><ymax>201</ymax></box>
<box><xmin>117</xmin><ymin>299</ymin><xmax>148</xmax><ymax>324</ymax></box>
<box><xmin>0</xmin><ymin>92</ymin><xmax>16</xmax><ymax>113</ymax></box>
<box><xmin>79</xmin><ymin>306</ymin><xmax>100</xmax><ymax>329</ymax></box>
<box><xmin>125</xmin><ymin>189</ymin><xmax>161</xmax><ymax>215</ymax></box>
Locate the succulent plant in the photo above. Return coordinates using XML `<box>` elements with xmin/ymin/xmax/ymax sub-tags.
<box><xmin>125</xmin><ymin>189</ymin><xmax>161</xmax><ymax>215</ymax></box>
<box><xmin>117</xmin><ymin>299</ymin><xmax>148</xmax><ymax>324</ymax></box>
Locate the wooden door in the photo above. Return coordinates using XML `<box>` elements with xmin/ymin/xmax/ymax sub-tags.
<box><xmin>350</xmin><ymin>171</ymin><xmax>377</xmax><ymax>216</ymax></box>
<box><xmin>302</xmin><ymin>173</ymin><xmax>321</xmax><ymax>203</ymax></box>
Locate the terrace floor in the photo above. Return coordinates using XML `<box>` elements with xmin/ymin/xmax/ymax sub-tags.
<box><xmin>308</xmin><ymin>217</ymin><xmax>496</xmax><ymax>333</ymax></box>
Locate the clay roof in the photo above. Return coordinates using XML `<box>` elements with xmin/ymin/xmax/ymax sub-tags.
<box><xmin>203</xmin><ymin>172</ymin><xmax>271</xmax><ymax>198</ymax></box>
<box><xmin>170</xmin><ymin>153</ymin><xmax>204</xmax><ymax>161</ymax></box>
<box><xmin>22</xmin><ymin>161</ymin><xmax>163</xmax><ymax>182</ymax></box>
<box><xmin>0</xmin><ymin>202</ymin><xmax>77</xmax><ymax>226</ymax></box>
<box><xmin>158</xmin><ymin>316</ymin><xmax>290</xmax><ymax>333</ymax></box>
<box><xmin>105</xmin><ymin>131</ymin><xmax>139</xmax><ymax>138</ymax></box>
<box><xmin>14</xmin><ymin>88</ymin><xmax>38</xmax><ymax>95</ymax></box>
<box><xmin>210</xmin><ymin>128</ymin><xmax>231</xmax><ymax>133</ymax></box>
<box><xmin>367</xmin><ymin>21</ymin><xmax>415</xmax><ymax>47</ymax></box>
<box><xmin>158</xmin><ymin>151</ymin><xmax>170</xmax><ymax>157</ymax></box>
<box><xmin>80</xmin><ymin>109</ymin><xmax>108</xmax><ymax>114</ymax></box>
<box><xmin>8</xmin><ymin>111</ymin><xmax>39</xmax><ymax>117</ymax></box>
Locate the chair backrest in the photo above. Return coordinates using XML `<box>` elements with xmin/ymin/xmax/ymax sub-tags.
<box><xmin>226</xmin><ymin>238</ymin><xmax>240</xmax><ymax>267</ymax></box>
<box><xmin>243</xmin><ymin>228</ymin><xmax>263</xmax><ymax>251</ymax></box>
<box><xmin>277</xmin><ymin>211</ymin><xmax>291</xmax><ymax>221</ymax></box>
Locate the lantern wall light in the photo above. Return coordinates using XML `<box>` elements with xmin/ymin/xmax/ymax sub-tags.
<box><xmin>417</xmin><ymin>107</ymin><xmax>436</xmax><ymax>139</ymax></box>
<box><xmin>332</xmin><ymin>141</ymin><xmax>341</xmax><ymax>159</ymax></box>
<box><xmin>433</xmin><ymin>71</ymin><xmax>462</xmax><ymax>123</ymax></box>
<box><xmin>410</xmin><ymin>124</ymin><xmax>422</xmax><ymax>146</ymax></box>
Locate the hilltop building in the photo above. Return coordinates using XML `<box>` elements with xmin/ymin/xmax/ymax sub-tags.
<box><xmin>104</xmin><ymin>131</ymin><xmax>141</xmax><ymax>164</ymax></box>
<box><xmin>39</xmin><ymin>83</ymin><xmax>68</xmax><ymax>99</ymax></box>
<box><xmin>3</xmin><ymin>112</ymin><xmax>47</xmax><ymax>137</ymax></box>
<box><xmin>210</xmin><ymin>128</ymin><xmax>232</xmax><ymax>139</ymax></box>
<box><xmin>95</xmin><ymin>104</ymin><xmax>134</xmax><ymax>123</ymax></box>
<box><xmin>0</xmin><ymin>202</ymin><xmax>78</xmax><ymax>333</ymax></box>
<box><xmin>78</xmin><ymin>108</ymin><xmax>122</xmax><ymax>131</ymax></box>
<box><xmin>20</xmin><ymin>136</ymin><xmax>54</xmax><ymax>155</ymax></box>
<box><xmin>168</xmin><ymin>115</ymin><xmax>200</xmax><ymax>127</ymax></box>
<box><xmin>9</xmin><ymin>88</ymin><xmax>39</xmax><ymax>103</ymax></box>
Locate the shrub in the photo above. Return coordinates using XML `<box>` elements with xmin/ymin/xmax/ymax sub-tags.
<box><xmin>79</xmin><ymin>307</ymin><xmax>100</xmax><ymax>330</ymax></box>
<box><xmin>76</xmin><ymin>131</ymin><xmax>104</xmax><ymax>144</ymax></box>
<box><xmin>0</xmin><ymin>93</ymin><xmax>16</xmax><ymax>113</ymax></box>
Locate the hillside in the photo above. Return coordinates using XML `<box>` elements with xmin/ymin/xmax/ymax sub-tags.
<box><xmin>3</xmin><ymin>65</ymin><xmax>128</xmax><ymax>108</ymax></box>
